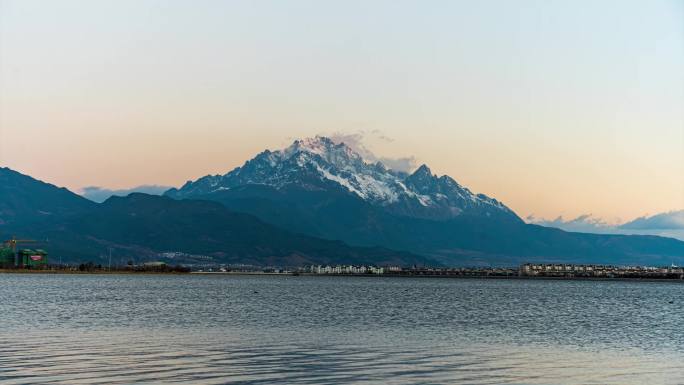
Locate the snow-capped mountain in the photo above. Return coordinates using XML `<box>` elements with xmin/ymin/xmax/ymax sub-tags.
<box><xmin>159</xmin><ymin>138</ymin><xmax>684</xmax><ymax>266</ymax></box>
<box><xmin>166</xmin><ymin>136</ymin><xmax>520</xmax><ymax>221</ymax></box>
<box><xmin>5</xmin><ymin>166</ymin><xmax>684</xmax><ymax>267</ymax></box>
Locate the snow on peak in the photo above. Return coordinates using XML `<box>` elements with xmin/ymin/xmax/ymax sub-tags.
<box><xmin>170</xmin><ymin>136</ymin><xmax>518</xmax><ymax>220</ymax></box>
<box><xmin>279</xmin><ymin>136</ymin><xmax>401</xmax><ymax>203</ymax></box>
<box><xmin>280</xmin><ymin>136</ymin><xmax>361</xmax><ymax>167</ymax></box>
<box><xmin>285</xmin><ymin>136</ymin><xmax>334</xmax><ymax>157</ymax></box>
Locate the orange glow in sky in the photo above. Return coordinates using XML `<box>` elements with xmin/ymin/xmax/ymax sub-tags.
<box><xmin>0</xmin><ymin>0</ymin><xmax>682</xmax><ymax>221</ymax></box>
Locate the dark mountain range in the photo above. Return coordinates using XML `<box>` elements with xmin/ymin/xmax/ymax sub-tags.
<box><xmin>166</xmin><ymin>137</ymin><xmax>684</xmax><ymax>266</ymax></box>
<box><xmin>5</xmin><ymin>135</ymin><xmax>684</xmax><ymax>268</ymax></box>
<box><xmin>0</xmin><ymin>167</ymin><xmax>95</xmax><ymax>227</ymax></box>
<box><xmin>0</xmin><ymin>168</ymin><xmax>429</xmax><ymax>266</ymax></box>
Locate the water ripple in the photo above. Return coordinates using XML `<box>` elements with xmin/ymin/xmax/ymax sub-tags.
<box><xmin>1</xmin><ymin>275</ymin><xmax>683</xmax><ymax>384</ymax></box>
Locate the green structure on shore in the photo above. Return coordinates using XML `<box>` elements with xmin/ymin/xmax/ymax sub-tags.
<box><xmin>1</xmin><ymin>238</ymin><xmax>48</xmax><ymax>268</ymax></box>
<box><xmin>0</xmin><ymin>246</ymin><xmax>14</xmax><ymax>267</ymax></box>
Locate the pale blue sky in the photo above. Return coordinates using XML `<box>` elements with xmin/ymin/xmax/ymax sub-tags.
<box><xmin>0</xmin><ymin>0</ymin><xmax>682</xmax><ymax>221</ymax></box>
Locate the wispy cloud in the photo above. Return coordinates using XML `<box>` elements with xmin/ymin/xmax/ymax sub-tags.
<box><xmin>526</xmin><ymin>214</ymin><xmax>616</xmax><ymax>233</ymax></box>
<box><xmin>80</xmin><ymin>185</ymin><xmax>171</xmax><ymax>203</ymax></box>
<box><xmin>326</xmin><ymin>130</ymin><xmax>418</xmax><ymax>173</ymax></box>
<box><xmin>528</xmin><ymin>212</ymin><xmax>684</xmax><ymax>241</ymax></box>
<box><xmin>620</xmin><ymin>210</ymin><xmax>684</xmax><ymax>230</ymax></box>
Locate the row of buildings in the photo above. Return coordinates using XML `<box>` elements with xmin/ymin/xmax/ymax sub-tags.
<box><xmin>302</xmin><ymin>263</ymin><xmax>684</xmax><ymax>279</ymax></box>
<box><xmin>307</xmin><ymin>265</ymin><xmax>388</xmax><ymax>275</ymax></box>
<box><xmin>304</xmin><ymin>265</ymin><xmax>518</xmax><ymax>276</ymax></box>
<box><xmin>519</xmin><ymin>263</ymin><xmax>684</xmax><ymax>279</ymax></box>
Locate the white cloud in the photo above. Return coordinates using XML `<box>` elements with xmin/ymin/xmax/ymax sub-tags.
<box><xmin>326</xmin><ymin>130</ymin><xmax>418</xmax><ymax>173</ymax></box>
<box><xmin>620</xmin><ymin>210</ymin><xmax>684</xmax><ymax>230</ymax></box>
<box><xmin>527</xmin><ymin>214</ymin><xmax>616</xmax><ymax>233</ymax></box>
<box><xmin>527</xmin><ymin>212</ymin><xmax>684</xmax><ymax>241</ymax></box>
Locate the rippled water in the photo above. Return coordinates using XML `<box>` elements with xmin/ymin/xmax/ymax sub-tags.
<box><xmin>1</xmin><ymin>274</ymin><xmax>682</xmax><ymax>384</ymax></box>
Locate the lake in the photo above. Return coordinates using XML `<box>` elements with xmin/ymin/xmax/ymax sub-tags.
<box><xmin>0</xmin><ymin>274</ymin><xmax>682</xmax><ymax>384</ymax></box>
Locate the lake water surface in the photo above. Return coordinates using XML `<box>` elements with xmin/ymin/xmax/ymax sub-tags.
<box><xmin>0</xmin><ymin>274</ymin><xmax>682</xmax><ymax>384</ymax></box>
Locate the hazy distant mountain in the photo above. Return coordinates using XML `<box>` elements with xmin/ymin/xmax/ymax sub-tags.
<box><xmin>0</xmin><ymin>167</ymin><xmax>428</xmax><ymax>266</ymax></box>
<box><xmin>166</xmin><ymin>137</ymin><xmax>684</xmax><ymax>266</ymax></box>
<box><xmin>80</xmin><ymin>185</ymin><xmax>171</xmax><ymax>203</ymax></box>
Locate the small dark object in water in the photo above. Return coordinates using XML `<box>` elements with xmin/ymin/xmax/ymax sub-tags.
<box><xmin>668</xmin><ymin>300</ymin><xmax>674</xmax><ymax>304</ymax></box>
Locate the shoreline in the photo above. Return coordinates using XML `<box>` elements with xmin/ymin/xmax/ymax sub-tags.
<box><xmin>0</xmin><ymin>269</ymin><xmax>188</xmax><ymax>275</ymax></box>
<box><xmin>196</xmin><ymin>271</ymin><xmax>684</xmax><ymax>282</ymax></box>
<box><xmin>1</xmin><ymin>270</ymin><xmax>682</xmax><ymax>282</ymax></box>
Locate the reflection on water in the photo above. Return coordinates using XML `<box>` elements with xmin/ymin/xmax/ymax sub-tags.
<box><xmin>0</xmin><ymin>275</ymin><xmax>682</xmax><ymax>384</ymax></box>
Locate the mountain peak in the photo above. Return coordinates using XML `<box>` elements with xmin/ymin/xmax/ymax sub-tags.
<box><xmin>285</xmin><ymin>136</ymin><xmax>352</xmax><ymax>157</ymax></box>
<box><xmin>291</xmin><ymin>135</ymin><xmax>334</xmax><ymax>151</ymax></box>
<box><xmin>300</xmin><ymin>135</ymin><xmax>335</xmax><ymax>146</ymax></box>
<box><xmin>412</xmin><ymin>164</ymin><xmax>433</xmax><ymax>177</ymax></box>
<box><xmin>166</xmin><ymin>137</ymin><xmax>521</xmax><ymax>222</ymax></box>
<box><xmin>278</xmin><ymin>136</ymin><xmax>362</xmax><ymax>170</ymax></box>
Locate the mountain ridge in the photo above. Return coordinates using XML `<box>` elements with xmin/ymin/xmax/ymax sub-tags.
<box><xmin>166</xmin><ymin>136</ymin><xmax>520</xmax><ymax>222</ymax></box>
<box><xmin>0</xmin><ymin>167</ymin><xmax>431</xmax><ymax>266</ymax></box>
<box><xmin>165</xmin><ymin>137</ymin><xmax>684</xmax><ymax>266</ymax></box>
<box><xmin>4</xmin><ymin>137</ymin><xmax>684</xmax><ymax>267</ymax></box>
<box><xmin>0</xmin><ymin>167</ymin><xmax>95</xmax><ymax>226</ymax></box>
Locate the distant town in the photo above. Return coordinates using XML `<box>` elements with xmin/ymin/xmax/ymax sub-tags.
<box><xmin>3</xmin><ymin>240</ymin><xmax>683</xmax><ymax>279</ymax></box>
<box><xmin>194</xmin><ymin>263</ymin><xmax>684</xmax><ymax>280</ymax></box>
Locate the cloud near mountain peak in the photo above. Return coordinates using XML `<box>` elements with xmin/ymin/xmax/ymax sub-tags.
<box><xmin>325</xmin><ymin>131</ymin><xmax>418</xmax><ymax>173</ymax></box>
